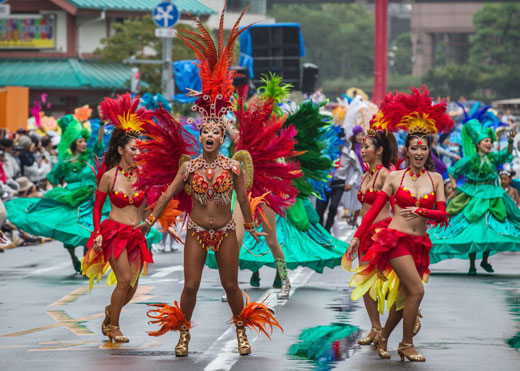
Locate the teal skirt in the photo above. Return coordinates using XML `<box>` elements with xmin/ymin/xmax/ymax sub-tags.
<box><xmin>429</xmin><ymin>183</ymin><xmax>520</xmax><ymax>263</ymax></box>
<box><xmin>6</xmin><ymin>194</ymin><xmax>160</xmax><ymax>249</ymax></box>
<box><xmin>205</xmin><ymin>198</ymin><xmax>347</xmax><ymax>273</ymax></box>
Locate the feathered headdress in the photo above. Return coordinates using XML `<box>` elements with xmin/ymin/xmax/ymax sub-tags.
<box><xmin>383</xmin><ymin>86</ymin><xmax>454</xmax><ymax>136</ymax></box>
<box><xmin>100</xmin><ymin>93</ymin><xmax>153</xmax><ymax>138</ymax></box>
<box><xmin>176</xmin><ymin>4</ymin><xmax>252</xmax><ymax>130</ymax></box>
<box><xmin>366</xmin><ymin>92</ymin><xmax>397</xmax><ymax>137</ymax></box>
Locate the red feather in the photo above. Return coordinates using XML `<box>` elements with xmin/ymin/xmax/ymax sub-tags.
<box><xmin>234</xmin><ymin>90</ymin><xmax>302</xmax><ymax>217</ymax></box>
<box><xmin>381</xmin><ymin>86</ymin><xmax>454</xmax><ymax>134</ymax></box>
<box><xmin>133</xmin><ymin>107</ymin><xmax>198</xmax><ymax>214</ymax></box>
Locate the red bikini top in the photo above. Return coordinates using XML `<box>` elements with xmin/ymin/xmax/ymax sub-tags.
<box><xmin>357</xmin><ymin>166</ymin><xmax>384</xmax><ymax>205</ymax></box>
<box><xmin>108</xmin><ymin>167</ymin><xmax>145</xmax><ymax>208</ymax></box>
<box><xmin>395</xmin><ymin>169</ymin><xmax>436</xmax><ymax>209</ymax></box>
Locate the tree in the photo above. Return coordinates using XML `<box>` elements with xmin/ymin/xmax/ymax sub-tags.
<box><xmin>94</xmin><ymin>15</ymin><xmax>196</xmax><ymax>93</ymax></box>
<box><xmin>390</xmin><ymin>32</ymin><xmax>412</xmax><ymax>75</ymax></box>
<box><xmin>422</xmin><ymin>64</ymin><xmax>480</xmax><ymax>100</ymax></box>
<box><xmin>469</xmin><ymin>4</ymin><xmax>520</xmax><ymax>66</ymax></box>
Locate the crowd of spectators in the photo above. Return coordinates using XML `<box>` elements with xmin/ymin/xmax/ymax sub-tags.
<box><xmin>0</xmin><ymin>129</ymin><xmax>59</xmax><ymax>250</ymax></box>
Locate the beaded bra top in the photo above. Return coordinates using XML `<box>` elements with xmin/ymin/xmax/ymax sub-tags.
<box><xmin>109</xmin><ymin>168</ymin><xmax>145</xmax><ymax>208</ymax></box>
<box><xmin>395</xmin><ymin>170</ymin><xmax>435</xmax><ymax>209</ymax></box>
<box><xmin>183</xmin><ymin>153</ymin><xmax>241</xmax><ymax>205</ymax></box>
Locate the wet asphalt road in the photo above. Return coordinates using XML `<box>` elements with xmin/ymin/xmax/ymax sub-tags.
<box><xmin>1</xmin><ymin>222</ymin><xmax>520</xmax><ymax>371</ymax></box>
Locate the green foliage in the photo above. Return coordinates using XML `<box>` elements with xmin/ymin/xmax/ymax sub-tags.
<box><xmin>422</xmin><ymin>63</ymin><xmax>480</xmax><ymax>100</ymax></box>
<box><xmin>390</xmin><ymin>32</ymin><xmax>412</xmax><ymax>75</ymax></box>
<box><xmin>470</xmin><ymin>3</ymin><xmax>520</xmax><ymax>66</ymax></box>
<box><xmin>269</xmin><ymin>3</ymin><xmax>374</xmax><ymax>82</ymax></box>
<box><xmin>420</xmin><ymin>3</ymin><xmax>520</xmax><ymax>101</ymax></box>
<box><xmin>94</xmin><ymin>15</ymin><xmax>196</xmax><ymax>93</ymax></box>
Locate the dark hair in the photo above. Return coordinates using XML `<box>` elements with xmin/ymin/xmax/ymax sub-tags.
<box><xmin>41</xmin><ymin>136</ymin><xmax>51</xmax><ymax>148</ymax></box>
<box><xmin>103</xmin><ymin>128</ymin><xmax>137</xmax><ymax>170</ymax></box>
<box><xmin>499</xmin><ymin>170</ymin><xmax>516</xmax><ymax>178</ymax></box>
<box><xmin>403</xmin><ymin>134</ymin><xmax>434</xmax><ymax>171</ymax></box>
<box><xmin>366</xmin><ymin>131</ymin><xmax>398</xmax><ymax>169</ymax></box>
<box><xmin>0</xmin><ymin>139</ymin><xmax>13</xmax><ymax>148</ymax></box>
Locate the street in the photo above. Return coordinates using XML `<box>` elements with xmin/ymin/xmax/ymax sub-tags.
<box><xmin>1</xmin><ymin>225</ymin><xmax>520</xmax><ymax>371</ymax></box>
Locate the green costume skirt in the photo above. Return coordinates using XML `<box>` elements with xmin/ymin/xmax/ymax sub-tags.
<box><xmin>205</xmin><ymin>198</ymin><xmax>347</xmax><ymax>273</ymax></box>
<box><xmin>6</xmin><ymin>188</ymin><xmax>160</xmax><ymax>249</ymax></box>
<box><xmin>429</xmin><ymin>183</ymin><xmax>520</xmax><ymax>263</ymax></box>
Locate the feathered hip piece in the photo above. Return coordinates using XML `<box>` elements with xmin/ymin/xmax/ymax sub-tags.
<box><xmin>147</xmin><ymin>301</ymin><xmax>192</xmax><ymax>336</ymax></box>
<box><xmin>231</xmin><ymin>291</ymin><xmax>283</xmax><ymax>339</ymax></box>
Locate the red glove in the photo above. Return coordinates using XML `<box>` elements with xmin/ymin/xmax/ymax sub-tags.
<box><xmin>413</xmin><ymin>201</ymin><xmax>449</xmax><ymax>224</ymax></box>
<box><xmin>93</xmin><ymin>190</ymin><xmax>107</xmax><ymax>233</ymax></box>
<box><xmin>353</xmin><ymin>191</ymin><xmax>390</xmax><ymax>239</ymax></box>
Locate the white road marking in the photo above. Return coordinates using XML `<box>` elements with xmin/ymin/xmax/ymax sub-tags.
<box><xmin>203</xmin><ymin>266</ymin><xmax>315</xmax><ymax>371</ymax></box>
<box><xmin>150</xmin><ymin>265</ymin><xmax>184</xmax><ymax>278</ymax></box>
<box><xmin>32</xmin><ymin>261</ymin><xmax>70</xmax><ymax>275</ymax></box>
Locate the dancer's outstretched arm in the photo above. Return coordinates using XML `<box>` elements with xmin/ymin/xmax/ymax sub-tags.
<box><xmin>134</xmin><ymin>162</ymin><xmax>187</xmax><ymax>235</ymax></box>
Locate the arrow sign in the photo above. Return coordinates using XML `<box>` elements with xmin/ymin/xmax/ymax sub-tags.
<box><xmin>153</xmin><ymin>2</ymin><xmax>179</xmax><ymax>28</ymax></box>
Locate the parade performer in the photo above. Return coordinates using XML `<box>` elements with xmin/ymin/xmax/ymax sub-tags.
<box><xmin>342</xmin><ymin>106</ymin><xmax>398</xmax><ymax>346</ymax></box>
<box><xmin>217</xmin><ymin>97</ymin><xmax>349</xmax><ymax>292</ymax></box>
<box><xmin>346</xmin><ymin>86</ymin><xmax>452</xmax><ymax>362</ymax></box>
<box><xmin>81</xmin><ymin>93</ymin><xmax>162</xmax><ymax>343</ymax></box>
<box><xmin>5</xmin><ymin>114</ymin><xmax>106</xmax><ymax>273</ymax></box>
<box><xmin>218</xmin><ymin>74</ymin><xmax>302</xmax><ymax>300</ymax></box>
<box><xmin>134</xmin><ymin>7</ymin><xmax>282</xmax><ymax>356</ymax></box>
<box><xmin>429</xmin><ymin>119</ymin><xmax>520</xmax><ymax>274</ymax></box>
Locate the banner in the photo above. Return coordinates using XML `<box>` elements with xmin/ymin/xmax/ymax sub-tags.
<box><xmin>0</xmin><ymin>15</ymin><xmax>55</xmax><ymax>49</ymax></box>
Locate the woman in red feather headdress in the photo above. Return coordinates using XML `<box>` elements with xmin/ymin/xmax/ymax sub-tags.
<box><xmin>345</xmin><ymin>86</ymin><xmax>453</xmax><ymax>362</ymax></box>
<box><xmin>82</xmin><ymin>93</ymin><xmax>163</xmax><ymax>343</ymax></box>
<box><xmin>134</xmin><ymin>5</ymin><xmax>282</xmax><ymax>357</ymax></box>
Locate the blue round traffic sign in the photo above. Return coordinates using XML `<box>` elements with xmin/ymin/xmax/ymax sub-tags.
<box><xmin>153</xmin><ymin>2</ymin><xmax>179</xmax><ymax>28</ymax></box>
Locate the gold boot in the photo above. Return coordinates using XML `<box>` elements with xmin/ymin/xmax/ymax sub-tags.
<box><xmin>102</xmin><ymin>305</ymin><xmax>111</xmax><ymax>336</ymax></box>
<box><xmin>397</xmin><ymin>342</ymin><xmax>426</xmax><ymax>362</ymax></box>
<box><xmin>373</xmin><ymin>333</ymin><xmax>391</xmax><ymax>359</ymax></box>
<box><xmin>106</xmin><ymin>325</ymin><xmax>129</xmax><ymax>343</ymax></box>
<box><xmin>236</xmin><ymin>326</ymin><xmax>251</xmax><ymax>356</ymax></box>
<box><xmin>175</xmin><ymin>329</ymin><xmax>190</xmax><ymax>357</ymax></box>
<box><xmin>358</xmin><ymin>327</ymin><xmax>382</xmax><ymax>345</ymax></box>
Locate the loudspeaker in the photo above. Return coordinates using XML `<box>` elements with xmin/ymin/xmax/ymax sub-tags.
<box><xmin>301</xmin><ymin>63</ymin><xmax>319</xmax><ymax>95</ymax></box>
<box><xmin>249</xmin><ymin>26</ymin><xmax>301</xmax><ymax>89</ymax></box>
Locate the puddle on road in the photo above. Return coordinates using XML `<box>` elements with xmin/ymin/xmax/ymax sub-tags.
<box><xmin>287</xmin><ymin>291</ymin><xmax>361</xmax><ymax>370</ymax></box>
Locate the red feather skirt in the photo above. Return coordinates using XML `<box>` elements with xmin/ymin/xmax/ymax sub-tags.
<box><xmin>349</xmin><ymin>228</ymin><xmax>431</xmax><ymax>314</ymax></box>
<box><xmin>85</xmin><ymin>219</ymin><xmax>154</xmax><ymax>288</ymax></box>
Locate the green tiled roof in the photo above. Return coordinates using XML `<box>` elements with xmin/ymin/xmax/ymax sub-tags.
<box><xmin>67</xmin><ymin>0</ymin><xmax>215</xmax><ymax>15</ymax></box>
<box><xmin>0</xmin><ymin>59</ymin><xmax>135</xmax><ymax>90</ymax></box>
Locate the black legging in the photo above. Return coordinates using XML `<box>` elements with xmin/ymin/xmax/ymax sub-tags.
<box><xmin>316</xmin><ymin>182</ymin><xmax>344</xmax><ymax>232</ymax></box>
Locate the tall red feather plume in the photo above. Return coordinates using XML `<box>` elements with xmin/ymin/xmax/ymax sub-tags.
<box><xmin>176</xmin><ymin>5</ymin><xmax>253</xmax><ymax>127</ymax></box>
<box><xmin>234</xmin><ymin>88</ymin><xmax>302</xmax><ymax>217</ymax></box>
<box><xmin>133</xmin><ymin>107</ymin><xmax>198</xmax><ymax>214</ymax></box>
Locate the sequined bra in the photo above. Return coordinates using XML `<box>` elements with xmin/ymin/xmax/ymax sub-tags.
<box><xmin>183</xmin><ymin>154</ymin><xmax>240</xmax><ymax>205</ymax></box>
<box><xmin>108</xmin><ymin>167</ymin><xmax>145</xmax><ymax>208</ymax></box>
<box><xmin>357</xmin><ymin>166</ymin><xmax>384</xmax><ymax>205</ymax></box>
<box><xmin>395</xmin><ymin>170</ymin><xmax>435</xmax><ymax>209</ymax></box>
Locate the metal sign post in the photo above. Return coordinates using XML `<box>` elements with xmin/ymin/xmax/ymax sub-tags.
<box><xmin>153</xmin><ymin>1</ymin><xmax>179</xmax><ymax>101</ymax></box>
